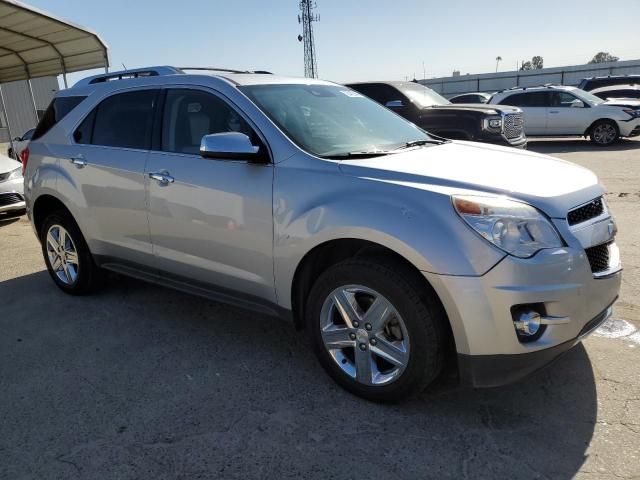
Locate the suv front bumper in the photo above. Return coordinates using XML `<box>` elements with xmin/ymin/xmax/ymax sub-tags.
<box><xmin>425</xmin><ymin>245</ymin><xmax>621</xmax><ymax>387</ymax></box>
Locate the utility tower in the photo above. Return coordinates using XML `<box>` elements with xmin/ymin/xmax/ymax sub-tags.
<box><xmin>297</xmin><ymin>0</ymin><xmax>319</xmax><ymax>78</ymax></box>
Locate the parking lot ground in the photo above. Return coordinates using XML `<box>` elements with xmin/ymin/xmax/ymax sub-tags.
<box><xmin>1</xmin><ymin>138</ymin><xmax>639</xmax><ymax>480</ymax></box>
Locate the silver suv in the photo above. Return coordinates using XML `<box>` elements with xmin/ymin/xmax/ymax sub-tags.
<box><xmin>24</xmin><ymin>66</ymin><xmax>621</xmax><ymax>402</ymax></box>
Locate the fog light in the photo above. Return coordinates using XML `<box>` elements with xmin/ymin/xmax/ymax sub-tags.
<box><xmin>513</xmin><ymin>311</ymin><xmax>541</xmax><ymax>336</ymax></box>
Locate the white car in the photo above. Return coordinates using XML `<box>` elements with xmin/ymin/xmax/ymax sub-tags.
<box><xmin>590</xmin><ymin>84</ymin><xmax>640</xmax><ymax>102</ymax></box>
<box><xmin>0</xmin><ymin>153</ymin><xmax>24</xmax><ymax>215</ymax></box>
<box><xmin>489</xmin><ymin>85</ymin><xmax>640</xmax><ymax>146</ymax></box>
<box><xmin>7</xmin><ymin>127</ymin><xmax>34</xmax><ymax>160</ymax></box>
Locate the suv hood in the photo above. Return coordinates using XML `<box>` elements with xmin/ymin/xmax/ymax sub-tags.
<box><xmin>427</xmin><ymin>103</ymin><xmax>521</xmax><ymax>115</ymax></box>
<box><xmin>338</xmin><ymin>141</ymin><xmax>601</xmax><ymax>218</ymax></box>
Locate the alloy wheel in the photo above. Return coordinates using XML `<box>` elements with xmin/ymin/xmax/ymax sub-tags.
<box><xmin>319</xmin><ymin>285</ymin><xmax>410</xmax><ymax>386</ymax></box>
<box><xmin>46</xmin><ymin>225</ymin><xmax>79</xmax><ymax>285</ymax></box>
<box><xmin>593</xmin><ymin>123</ymin><xmax>617</xmax><ymax>145</ymax></box>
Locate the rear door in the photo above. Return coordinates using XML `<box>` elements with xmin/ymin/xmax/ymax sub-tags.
<box><xmin>58</xmin><ymin>88</ymin><xmax>158</xmax><ymax>266</ymax></box>
<box><xmin>145</xmin><ymin>87</ymin><xmax>275</xmax><ymax>303</ymax></box>
<box><xmin>499</xmin><ymin>92</ymin><xmax>549</xmax><ymax>135</ymax></box>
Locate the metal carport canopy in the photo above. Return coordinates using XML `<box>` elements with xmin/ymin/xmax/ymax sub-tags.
<box><xmin>0</xmin><ymin>0</ymin><xmax>109</xmax><ymax>83</ymax></box>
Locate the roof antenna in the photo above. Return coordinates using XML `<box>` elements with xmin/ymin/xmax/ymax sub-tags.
<box><xmin>122</xmin><ymin>63</ymin><xmax>127</xmax><ymax>70</ymax></box>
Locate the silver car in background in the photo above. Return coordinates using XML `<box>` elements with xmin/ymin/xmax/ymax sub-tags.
<box><xmin>23</xmin><ymin>67</ymin><xmax>621</xmax><ymax>402</ymax></box>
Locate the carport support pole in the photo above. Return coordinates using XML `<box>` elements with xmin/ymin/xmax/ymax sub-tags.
<box><xmin>62</xmin><ymin>73</ymin><xmax>68</xmax><ymax>89</ymax></box>
<box><xmin>27</xmin><ymin>79</ymin><xmax>39</xmax><ymax>123</ymax></box>
<box><xmin>0</xmin><ymin>83</ymin><xmax>16</xmax><ymax>159</ymax></box>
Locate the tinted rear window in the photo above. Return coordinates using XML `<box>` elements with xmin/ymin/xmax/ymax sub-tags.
<box><xmin>499</xmin><ymin>92</ymin><xmax>550</xmax><ymax>107</ymax></box>
<box><xmin>31</xmin><ymin>96</ymin><xmax>87</xmax><ymax>141</ymax></box>
<box><xmin>77</xmin><ymin>90</ymin><xmax>158</xmax><ymax>150</ymax></box>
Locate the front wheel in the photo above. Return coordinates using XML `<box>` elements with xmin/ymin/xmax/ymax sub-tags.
<box><xmin>590</xmin><ymin>120</ymin><xmax>619</xmax><ymax>146</ymax></box>
<box><xmin>307</xmin><ymin>258</ymin><xmax>446</xmax><ymax>402</ymax></box>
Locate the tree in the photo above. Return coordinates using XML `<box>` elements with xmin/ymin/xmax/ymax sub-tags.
<box><xmin>532</xmin><ymin>56</ymin><xmax>544</xmax><ymax>69</ymax></box>
<box><xmin>589</xmin><ymin>52</ymin><xmax>619</xmax><ymax>64</ymax></box>
<box><xmin>520</xmin><ymin>61</ymin><xmax>533</xmax><ymax>71</ymax></box>
<box><xmin>520</xmin><ymin>56</ymin><xmax>543</xmax><ymax>70</ymax></box>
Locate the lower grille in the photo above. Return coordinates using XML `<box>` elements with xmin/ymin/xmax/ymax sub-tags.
<box><xmin>568</xmin><ymin>197</ymin><xmax>604</xmax><ymax>226</ymax></box>
<box><xmin>0</xmin><ymin>192</ymin><xmax>23</xmax><ymax>207</ymax></box>
<box><xmin>504</xmin><ymin>113</ymin><xmax>524</xmax><ymax>139</ymax></box>
<box><xmin>585</xmin><ymin>242</ymin><xmax>610</xmax><ymax>273</ymax></box>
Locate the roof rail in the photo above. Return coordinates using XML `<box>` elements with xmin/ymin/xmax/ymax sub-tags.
<box><xmin>180</xmin><ymin>67</ymin><xmax>273</xmax><ymax>74</ymax></box>
<box><xmin>73</xmin><ymin>66</ymin><xmax>183</xmax><ymax>87</ymax></box>
<box><xmin>71</xmin><ymin>65</ymin><xmax>274</xmax><ymax>89</ymax></box>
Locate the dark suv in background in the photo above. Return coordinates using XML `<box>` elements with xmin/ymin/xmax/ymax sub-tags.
<box><xmin>578</xmin><ymin>74</ymin><xmax>640</xmax><ymax>92</ymax></box>
<box><xmin>346</xmin><ymin>81</ymin><xmax>527</xmax><ymax>148</ymax></box>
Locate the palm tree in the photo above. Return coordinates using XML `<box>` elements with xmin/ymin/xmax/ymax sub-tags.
<box><xmin>495</xmin><ymin>56</ymin><xmax>502</xmax><ymax>72</ymax></box>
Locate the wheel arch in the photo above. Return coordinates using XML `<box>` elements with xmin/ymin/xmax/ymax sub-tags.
<box><xmin>290</xmin><ymin>237</ymin><xmax>458</xmax><ymax>372</ymax></box>
<box><xmin>32</xmin><ymin>194</ymin><xmax>72</xmax><ymax>236</ymax></box>
<box><xmin>584</xmin><ymin>118</ymin><xmax>620</xmax><ymax>137</ymax></box>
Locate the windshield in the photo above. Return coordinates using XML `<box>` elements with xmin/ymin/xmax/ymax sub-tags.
<box><xmin>239</xmin><ymin>84</ymin><xmax>432</xmax><ymax>157</ymax></box>
<box><xmin>573</xmin><ymin>88</ymin><xmax>605</xmax><ymax>106</ymax></box>
<box><xmin>397</xmin><ymin>83</ymin><xmax>450</xmax><ymax>108</ymax></box>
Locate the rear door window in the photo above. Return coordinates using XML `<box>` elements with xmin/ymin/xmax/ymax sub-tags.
<box><xmin>500</xmin><ymin>92</ymin><xmax>550</xmax><ymax>107</ymax></box>
<box><xmin>74</xmin><ymin>90</ymin><xmax>158</xmax><ymax>149</ymax></box>
<box><xmin>31</xmin><ymin>96</ymin><xmax>87</xmax><ymax>141</ymax></box>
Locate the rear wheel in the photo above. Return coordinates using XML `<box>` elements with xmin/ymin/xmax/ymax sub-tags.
<box><xmin>590</xmin><ymin>120</ymin><xmax>619</xmax><ymax>146</ymax></box>
<box><xmin>40</xmin><ymin>211</ymin><xmax>103</xmax><ymax>294</ymax></box>
<box><xmin>308</xmin><ymin>258</ymin><xmax>446</xmax><ymax>402</ymax></box>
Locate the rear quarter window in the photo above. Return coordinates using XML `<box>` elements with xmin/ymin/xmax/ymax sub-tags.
<box><xmin>31</xmin><ymin>96</ymin><xmax>87</xmax><ymax>141</ymax></box>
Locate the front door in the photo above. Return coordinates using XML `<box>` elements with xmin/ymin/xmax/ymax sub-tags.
<box><xmin>546</xmin><ymin>91</ymin><xmax>593</xmax><ymax>134</ymax></box>
<box><xmin>145</xmin><ymin>88</ymin><xmax>275</xmax><ymax>303</ymax></box>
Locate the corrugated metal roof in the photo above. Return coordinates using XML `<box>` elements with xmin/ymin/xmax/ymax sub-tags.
<box><xmin>0</xmin><ymin>0</ymin><xmax>108</xmax><ymax>82</ymax></box>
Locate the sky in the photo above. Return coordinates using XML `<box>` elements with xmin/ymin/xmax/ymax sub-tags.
<box><xmin>25</xmin><ymin>0</ymin><xmax>640</xmax><ymax>86</ymax></box>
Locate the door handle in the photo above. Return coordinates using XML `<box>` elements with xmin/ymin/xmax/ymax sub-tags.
<box><xmin>70</xmin><ymin>156</ymin><xmax>87</xmax><ymax>168</ymax></box>
<box><xmin>149</xmin><ymin>171</ymin><xmax>174</xmax><ymax>186</ymax></box>
<box><xmin>549</xmin><ymin>110</ymin><xmax>559</xmax><ymax>114</ymax></box>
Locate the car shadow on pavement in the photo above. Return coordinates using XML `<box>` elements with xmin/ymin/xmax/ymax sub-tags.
<box><xmin>528</xmin><ymin>138</ymin><xmax>640</xmax><ymax>155</ymax></box>
<box><xmin>1</xmin><ymin>271</ymin><xmax>597</xmax><ymax>480</ymax></box>
<box><xmin>0</xmin><ymin>212</ymin><xmax>23</xmax><ymax>227</ymax></box>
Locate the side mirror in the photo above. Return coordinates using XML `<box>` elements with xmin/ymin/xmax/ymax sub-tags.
<box><xmin>200</xmin><ymin>132</ymin><xmax>268</xmax><ymax>163</ymax></box>
<box><xmin>571</xmin><ymin>99</ymin><xmax>585</xmax><ymax>108</ymax></box>
<box><xmin>385</xmin><ymin>100</ymin><xmax>405</xmax><ymax>108</ymax></box>
<box><xmin>13</xmin><ymin>136</ymin><xmax>21</xmax><ymax>141</ymax></box>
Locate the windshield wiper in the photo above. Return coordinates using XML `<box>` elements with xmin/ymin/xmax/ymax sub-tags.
<box><xmin>319</xmin><ymin>151</ymin><xmax>392</xmax><ymax>160</ymax></box>
<box><xmin>394</xmin><ymin>139</ymin><xmax>447</xmax><ymax>150</ymax></box>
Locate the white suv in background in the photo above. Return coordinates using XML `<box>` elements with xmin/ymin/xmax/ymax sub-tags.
<box><xmin>490</xmin><ymin>85</ymin><xmax>640</xmax><ymax>146</ymax></box>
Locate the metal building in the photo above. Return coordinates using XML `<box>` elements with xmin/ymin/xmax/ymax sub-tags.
<box><xmin>0</xmin><ymin>0</ymin><xmax>109</xmax><ymax>155</ymax></box>
<box><xmin>0</xmin><ymin>76</ymin><xmax>57</xmax><ymax>143</ymax></box>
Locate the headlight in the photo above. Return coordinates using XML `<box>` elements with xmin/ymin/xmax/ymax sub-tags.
<box><xmin>7</xmin><ymin>166</ymin><xmax>22</xmax><ymax>180</ymax></box>
<box><xmin>483</xmin><ymin>117</ymin><xmax>502</xmax><ymax>131</ymax></box>
<box><xmin>622</xmin><ymin>108</ymin><xmax>640</xmax><ymax>118</ymax></box>
<box><xmin>452</xmin><ymin>195</ymin><xmax>563</xmax><ymax>258</ymax></box>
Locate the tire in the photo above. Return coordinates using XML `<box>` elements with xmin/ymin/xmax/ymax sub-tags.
<box><xmin>307</xmin><ymin>257</ymin><xmax>446</xmax><ymax>402</ymax></box>
<box><xmin>589</xmin><ymin>120</ymin><xmax>619</xmax><ymax>146</ymax></box>
<box><xmin>40</xmin><ymin>210</ymin><xmax>103</xmax><ymax>295</ymax></box>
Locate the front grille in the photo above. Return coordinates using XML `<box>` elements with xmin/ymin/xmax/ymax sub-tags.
<box><xmin>503</xmin><ymin>113</ymin><xmax>524</xmax><ymax>139</ymax></box>
<box><xmin>585</xmin><ymin>242</ymin><xmax>610</xmax><ymax>273</ymax></box>
<box><xmin>568</xmin><ymin>197</ymin><xmax>604</xmax><ymax>226</ymax></box>
<box><xmin>0</xmin><ymin>192</ymin><xmax>23</xmax><ymax>207</ymax></box>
